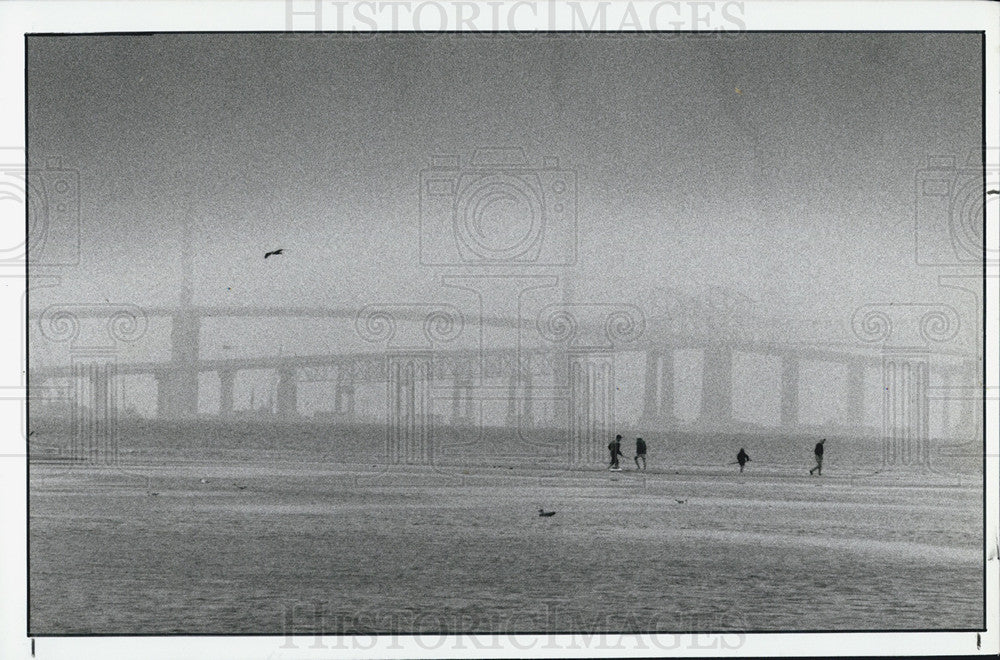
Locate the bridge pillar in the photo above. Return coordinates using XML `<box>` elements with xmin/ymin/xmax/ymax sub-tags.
<box><xmin>449</xmin><ymin>372</ymin><xmax>474</xmax><ymax>425</ymax></box>
<box><xmin>959</xmin><ymin>358</ymin><xmax>979</xmax><ymax>442</ymax></box>
<box><xmin>568</xmin><ymin>349</ymin><xmax>614</xmax><ymax>467</ymax></box>
<box><xmin>74</xmin><ymin>363</ymin><xmax>116</xmax><ymax>464</ymax></box>
<box><xmin>166</xmin><ymin>307</ymin><xmax>200</xmax><ymax>418</ymax></box>
<box><xmin>700</xmin><ymin>345</ymin><xmax>732</xmax><ymax>425</ymax></box>
<box><xmin>642</xmin><ymin>350</ymin><xmax>659</xmax><ymax>422</ymax></box>
<box><xmin>276</xmin><ymin>367</ymin><xmax>298</xmax><ymax>418</ymax></box>
<box><xmin>522</xmin><ymin>364</ymin><xmax>534</xmax><ymax>429</ymax></box>
<box><xmin>937</xmin><ymin>364</ymin><xmax>950</xmax><ymax>440</ymax></box>
<box><xmin>659</xmin><ymin>349</ymin><xmax>675</xmax><ymax>421</ymax></box>
<box><xmin>845</xmin><ymin>361</ymin><xmax>866</xmax><ymax>433</ymax></box>
<box><xmin>881</xmin><ymin>356</ymin><xmax>930</xmax><ymax>468</ymax></box>
<box><xmin>387</xmin><ymin>351</ymin><xmax>433</xmax><ymax>464</ymax></box>
<box><xmin>154</xmin><ymin>371</ymin><xmax>170</xmax><ymax>419</ymax></box>
<box><xmin>218</xmin><ymin>369</ymin><xmax>236</xmax><ymax>418</ymax></box>
<box><xmin>334</xmin><ymin>369</ymin><xmax>356</xmax><ymax>421</ymax></box>
<box><xmin>642</xmin><ymin>349</ymin><xmax>674</xmax><ymax>425</ymax></box>
<box><xmin>505</xmin><ymin>370</ymin><xmax>518</xmax><ymax>428</ymax></box>
<box><xmin>780</xmin><ymin>354</ymin><xmax>800</xmax><ymax>428</ymax></box>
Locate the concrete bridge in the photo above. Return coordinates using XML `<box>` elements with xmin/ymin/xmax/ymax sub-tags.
<box><xmin>28</xmin><ymin>296</ymin><xmax>978</xmax><ymax>468</ymax></box>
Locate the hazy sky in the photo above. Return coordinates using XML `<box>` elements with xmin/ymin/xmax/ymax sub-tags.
<box><xmin>28</xmin><ymin>33</ymin><xmax>981</xmax><ymax>304</ymax></box>
<box><xmin>26</xmin><ymin>33</ymin><xmax>982</xmax><ymax>419</ymax></box>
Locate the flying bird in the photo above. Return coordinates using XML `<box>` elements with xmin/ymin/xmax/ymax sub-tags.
<box><xmin>987</xmin><ymin>190</ymin><xmax>999</xmax><ymax>195</ymax></box>
<box><xmin>538</xmin><ymin>509</ymin><xmax>556</xmax><ymax>517</ymax></box>
<box><xmin>264</xmin><ymin>249</ymin><xmax>284</xmax><ymax>259</ymax></box>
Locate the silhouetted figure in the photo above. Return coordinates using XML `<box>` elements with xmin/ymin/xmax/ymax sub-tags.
<box><xmin>264</xmin><ymin>248</ymin><xmax>284</xmax><ymax>259</ymax></box>
<box><xmin>608</xmin><ymin>434</ymin><xmax>624</xmax><ymax>470</ymax></box>
<box><xmin>809</xmin><ymin>439</ymin><xmax>825</xmax><ymax>475</ymax></box>
<box><xmin>634</xmin><ymin>437</ymin><xmax>647</xmax><ymax>470</ymax></box>
<box><xmin>737</xmin><ymin>448</ymin><xmax>750</xmax><ymax>473</ymax></box>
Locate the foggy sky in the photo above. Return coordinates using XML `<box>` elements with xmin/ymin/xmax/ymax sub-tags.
<box><xmin>26</xmin><ymin>32</ymin><xmax>982</xmax><ymax>373</ymax></box>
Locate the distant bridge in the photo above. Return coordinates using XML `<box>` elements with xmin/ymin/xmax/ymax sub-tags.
<box><xmin>28</xmin><ymin>293</ymin><xmax>978</xmax><ymax>470</ymax></box>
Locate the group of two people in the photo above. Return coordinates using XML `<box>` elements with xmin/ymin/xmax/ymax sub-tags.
<box><xmin>736</xmin><ymin>438</ymin><xmax>826</xmax><ymax>475</ymax></box>
<box><xmin>608</xmin><ymin>434</ymin><xmax>646</xmax><ymax>471</ymax></box>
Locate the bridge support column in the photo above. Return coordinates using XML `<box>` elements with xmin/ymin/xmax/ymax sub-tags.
<box><xmin>505</xmin><ymin>370</ymin><xmax>518</xmax><ymax>428</ymax></box>
<box><xmin>218</xmin><ymin>369</ymin><xmax>236</xmax><ymax>418</ymax></box>
<box><xmin>846</xmin><ymin>361</ymin><xmax>865</xmax><ymax>433</ymax></box>
<box><xmin>74</xmin><ymin>363</ymin><xmax>116</xmax><ymax>464</ymax></box>
<box><xmin>568</xmin><ymin>349</ymin><xmax>614</xmax><ymax>467</ymax></box>
<box><xmin>659</xmin><ymin>349</ymin><xmax>675</xmax><ymax>421</ymax></box>
<box><xmin>522</xmin><ymin>365</ymin><xmax>534</xmax><ymax>430</ymax></box>
<box><xmin>642</xmin><ymin>349</ymin><xmax>674</xmax><ymax>425</ymax></box>
<box><xmin>959</xmin><ymin>358</ymin><xmax>979</xmax><ymax>443</ymax></box>
<box><xmin>387</xmin><ymin>351</ymin><xmax>433</xmax><ymax>464</ymax></box>
<box><xmin>450</xmin><ymin>373</ymin><xmax>474</xmax><ymax>425</ymax></box>
<box><xmin>780</xmin><ymin>354</ymin><xmax>800</xmax><ymax>428</ymax></box>
<box><xmin>642</xmin><ymin>351</ymin><xmax>659</xmax><ymax>422</ymax></box>
<box><xmin>276</xmin><ymin>367</ymin><xmax>297</xmax><ymax>419</ymax></box>
<box><xmin>881</xmin><ymin>356</ymin><xmax>930</xmax><ymax>469</ymax></box>
<box><xmin>700</xmin><ymin>345</ymin><xmax>732</xmax><ymax>425</ymax></box>
<box><xmin>154</xmin><ymin>371</ymin><xmax>170</xmax><ymax>419</ymax></box>
<box><xmin>167</xmin><ymin>308</ymin><xmax>200</xmax><ymax>418</ymax></box>
<box><xmin>335</xmin><ymin>370</ymin><xmax>356</xmax><ymax>421</ymax></box>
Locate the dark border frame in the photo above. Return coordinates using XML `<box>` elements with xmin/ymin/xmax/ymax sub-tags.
<box><xmin>23</xmin><ymin>29</ymin><xmax>990</xmax><ymax>639</ymax></box>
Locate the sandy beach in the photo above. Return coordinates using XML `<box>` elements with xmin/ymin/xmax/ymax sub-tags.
<box><xmin>28</xmin><ymin>444</ymin><xmax>983</xmax><ymax>634</ymax></box>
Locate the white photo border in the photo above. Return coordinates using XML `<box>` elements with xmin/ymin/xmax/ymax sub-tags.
<box><xmin>2</xmin><ymin>1</ymin><xmax>996</xmax><ymax>658</ymax></box>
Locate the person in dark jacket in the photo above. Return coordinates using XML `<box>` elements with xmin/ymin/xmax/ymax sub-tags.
<box><xmin>809</xmin><ymin>439</ymin><xmax>825</xmax><ymax>475</ymax></box>
<box><xmin>736</xmin><ymin>448</ymin><xmax>750</xmax><ymax>473</ymax></box>
<box><xmin>634</xmin><ymin>437</ymin><xmax>647</xmax><ymax>470</ymax></box>
<box><xmin>608</xmin><ymin>434</ymin><xmax>624</xmax><ymax>469</ymax></box>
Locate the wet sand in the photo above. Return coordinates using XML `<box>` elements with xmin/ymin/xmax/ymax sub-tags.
<box><xmin>29</xmin><ymin>456</ymin><xmax>983</xmax><ymax>634</ymax></box>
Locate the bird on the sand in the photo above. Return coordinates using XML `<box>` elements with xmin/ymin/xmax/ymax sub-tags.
<box><xmin>674</xmin><ymin>499</ymin><xmax>687</xmax><ymax>504</ymax></box>
<box><xmin>538</xmin><ymin>509</ymin><xmax>556</xmax><ymax>517</ymax></box>
<box><xmin>264</xmin><ymin>249</ymin><xmax>284</xmax><ymax>259</ymax></box>
<box><xmin>233</xmin><ymin>482</ymin><xmax>247</xmax><ymax>490</ymax></box>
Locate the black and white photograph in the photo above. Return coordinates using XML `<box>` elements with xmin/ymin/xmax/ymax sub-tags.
<box><xmin>3</xmin><ymin>0</ymin><xmax>998</xmax><ymax>657</ymax></box>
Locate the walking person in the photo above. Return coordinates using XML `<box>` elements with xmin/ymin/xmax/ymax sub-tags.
<box><xmin>634</xmin><ymin>437</ymin><xmax>647</xmax><ymax>470</ymax></box>
<box><xmin>809</xmin><ymin>439</ymin><xmax>825</xmax><ymax>475</ymax></box>
<box><xmin>736</xmin><ymin>447</ymin><xmax>750</xmax><ymax>474</ymax></box>
<box><xmin>609</xmin><ymin>434</ymin><xmax>624</xmax><ymax>470</ymax></box>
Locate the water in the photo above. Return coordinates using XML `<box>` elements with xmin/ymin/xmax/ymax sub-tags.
<box><xmin>28</xmin><ymin>419</ymin><xmax>984</xmax><ymax>634</ymax></box>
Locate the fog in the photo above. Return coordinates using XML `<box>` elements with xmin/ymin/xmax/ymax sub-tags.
<box><xmin>26</xmin><ymin>32</ymin><xmax>983</xmax><ymax>423</ymax></box>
